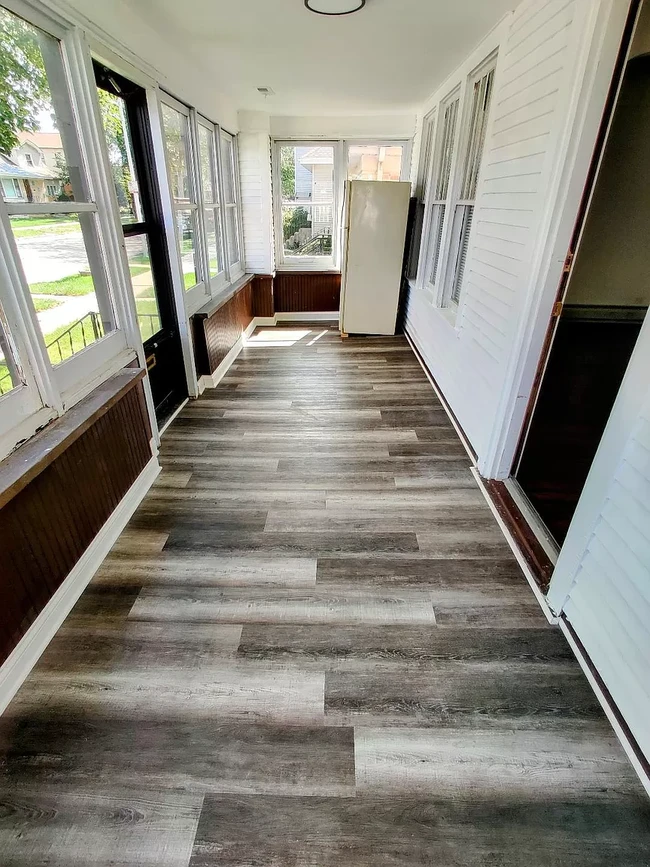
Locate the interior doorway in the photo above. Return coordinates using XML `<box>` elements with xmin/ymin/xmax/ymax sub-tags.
<box><xmin>513</xmin><ymin>8</ymin><xmax>650</xmax><ymax>547</ymax></box>
<box><xmin>94</xmin><ymin>62</ymin><xmax>187</xmax><ymax>426</ymax></box>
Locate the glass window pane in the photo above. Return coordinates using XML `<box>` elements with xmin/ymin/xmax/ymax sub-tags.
<box><xmin>0</xmin><ymin>7</ymin><xmax>86</xmax><ymax>204</ymax></box>
<box><xmin>162</xmin><ymin>104</ymin><xmax>191</xmax><ymax>203</ymax></box>
<box><xmin>125</xmin><ymin>235</ymin><xmax>161</xmax><ymax>341</ymax></box>
<box><xmin>205</xmin><ymin>207</ymin><xmax>222</xmax><ymax>277</ymax></box>
<box><xmin>198</xmin><ymin>125</ymin><xmax>215</xmax><ymax>204</ymax></box>
<box><xmin>97</xmin><ymin>88</ymin><xmax>142</xmax><ymax>224</ymax></box>
<box><xmin>347</xmin><ymin>145</ymin><xmax>403</xmax><ymax>182</ymax></box>
<box><xmin>0</xmin><ymin>312</ymin><xmax>23</xmax><ymax>397</ymax></box>
<box><xmin>175</xmin><ymin>209</ymin><xmax>198</xmax><ymax>290</ymax></box>
<box><xmin>11</xmin><ymin>213</ymin><xmax>115</xmax><ymax>366</ymax></box>
<box><xmin>280</xmin><ymin>145</ymin><xmax>334</xmax><ymax>206</ymax></box>
<box><xmin>220</xmin><ymin>134</ymin><xmax>235</xmax><ymax>204</ymax></box>
<box><xmin>282</xmin><ymin>205</ymin><xmax>332</xmax><ymax>257</ymax></box>
<box><xmin>225</xmin><ymin>207</ymin><xmax>239</xmax><ymax>266</ymax></box>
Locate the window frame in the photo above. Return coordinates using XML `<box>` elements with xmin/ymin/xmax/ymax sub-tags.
<box><xmin>439</xmin><ymin>56</ymin><xmax>497</xmax><ymax>313</ymax></box>
<box><xmin>272</xmin><ymin>139</ymin><xmax>342</xmax><ymax>272</ymax></box>
<box><xmin>196</xmin><ymin>114</ymin><xmax>227</xmax><ymax>293</ymax></box>
<box><xmin>344</xmin><ymin>140</ymin><xmax>412</xmax><ymax>183</ymax></box>
<box><xmin>220</xmin><ymin>128</ymin><xmax>244</xmax><ymax>281</ymax></box>
<box><xmin>159</xmin><ymin>92</ymin><xmax>208</xmax><ymax>313</ymax></box>
<box><xmin>418</xmin><ymin>87</ymin><xmax>461</xmax><ymax>306</ymax></box>
<box><xmin>0</xmin><ymin>1</ymin><xmax>145</xmax><ymax>460</ymax></box>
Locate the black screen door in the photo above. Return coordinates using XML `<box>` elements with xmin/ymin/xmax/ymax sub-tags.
<box><xmin>94</xmin><ymin>62</ymin><xmax>187</xmax><ymax>425</ymax></box>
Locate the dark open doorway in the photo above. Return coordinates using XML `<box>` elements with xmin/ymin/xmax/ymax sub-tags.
<box><xmin>514</xmin><ymin>22</ymin><xmax>650</xmax><ymax>547</ymax></box>
<box><xmin>94</xmin><ymin>62</ymin><xmax>187</xmax><ymax>427</ymax></box>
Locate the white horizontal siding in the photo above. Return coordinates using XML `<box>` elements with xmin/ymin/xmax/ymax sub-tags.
<box><xmin>405</xmin><ymin>0</ymin><xmax>589</xmax><ymax>457</ymax></box>
<box><xmin>563</xmin><ymin>406</ymin><xmax>650</xmax><ymax>758</ymax></box>
<box><xmin>238</xmin><ymin>131</ymin><xmax>274</xmax><ymax>273</ymax></box>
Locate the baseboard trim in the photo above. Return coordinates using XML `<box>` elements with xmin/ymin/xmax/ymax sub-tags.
<box><xmin>404</xmin><ymin>328</ymin><xmax>477</xmax><ymax>463</ymax></box>
<box><xmin>275</xmin><ymin>311</ymin><xmax>339</xmax><ymax>322</ymax></box>
<box><xmin>472</xmin><ymin>467</ymin><xmax>557</xmax><ymax>625</ymax></box>
<box><xmin>158</xmin><ymin>398</ymin><xmax>189</xmax><ymax>436</ymax></box>
<box><xmin>0</xmin><ymin>455</ymin><xmax>161</xmax><ymax>715</ymax></box>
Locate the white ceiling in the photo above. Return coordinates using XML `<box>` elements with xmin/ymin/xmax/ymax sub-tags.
<box><xmin>131</xmin><ymin>0</ymin><xmax>515</xmax><ymax>115</ymax></box>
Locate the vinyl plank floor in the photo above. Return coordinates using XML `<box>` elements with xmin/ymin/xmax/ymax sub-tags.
<box><xmin>1</xmin><ymin>324</ymin><xmax>648</xmax><ymax>866</ymax></box>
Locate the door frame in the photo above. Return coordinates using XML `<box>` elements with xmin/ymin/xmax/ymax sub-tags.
<box><xmin>510</xmin><ymin>0</ymin><xmax>644</xmax><ymax>478</ymax></box>
<box><xmin>478</xmin><ymin>0</ymin><xmax>641</xmax><ymax>481</ymax></box>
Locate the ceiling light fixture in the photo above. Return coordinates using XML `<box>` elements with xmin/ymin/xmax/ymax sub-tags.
<box><xmin>305</xmin><ymin>0</ymin><xmax>366</xmax><ymax>16</ymax></box>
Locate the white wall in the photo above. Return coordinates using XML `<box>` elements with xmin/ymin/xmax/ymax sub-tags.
<box><xmin>238</xmin><ymin>112</ymin><xmax>275</xmax><ymax>274</ymax></box>
<box><xmin>405</xmin><ymin>0</ymin><xmax>626</xmax><ymax>477</ymax></box>
<box><xmin>270</xmin><ymin>115</ymin><xmax>417</xmax><ymax>140</ymax></box>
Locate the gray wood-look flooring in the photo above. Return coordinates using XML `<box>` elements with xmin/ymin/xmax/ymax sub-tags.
<box><xmin>1</xmin><ymin>324</ymin><xmax>648</xmax><ymax>865</ymax></box>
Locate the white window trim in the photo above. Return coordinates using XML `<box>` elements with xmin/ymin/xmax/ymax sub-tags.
<box><xmin>221</xmin><ymin>129</ymin><xmax>245</xmax><ymax>282</ymax></box>
<box><xmin>0</xmin><ymin>3</ymin><xmax>144</xmax><ymax>460</ymax></box>
<box><xmin>439</xmin><ymin>54</ymin><xmax>496</xmax><ymax>315</ymax></box>
<box><xmin>197</xmin><ymin>114</ymin><xmax>227</xmax><ymax>294</ymax></box>
<box><xmin>272</xmin><ymin>139</ymin><xmax>341</xmax><ymax>272</ymax></box>
<box><xmin>159</xmin><ymin>92</ymin><xmax>210</xmax><ymax>315</ymax></box>
<box><xmin>418</xmin><ymin>87</ymin><xmax>462</xmax><ymax>307</ymax></box>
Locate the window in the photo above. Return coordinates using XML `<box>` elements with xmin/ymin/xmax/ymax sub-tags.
<box><xmin>274</xmin><ymin>141</ymin><xmax>338</xmax><ymax>269</ymax></box>
<box><xmin>425</xmin><ymin>92</ymin><xmax>460</xmax><ymax>293</ymax></box>
<box><xmin>161</xmin><ymin>99</ymin><xmax>201</xmax><ymax>294</ymax></box>
<box><xmin>346</xmin><ymin>142</ymin><xmax>409</xmax><ymax>182</ymax></box>
<box><xmin>445</xmin><ymin>64</ymin><xmax>495</xmax><ymax>307</ymax></box>
<box><xmin>0</xmin><ymin>4</ymin><xmax>136</xmax><ymax>459</ymax></box>
<box><xmin>1</xmin><ymin>5</ymin><xmax>124</xmax><ymax>400</ymax></box>
<box><xmin>407</xmin><ymin>113</ymin><xmax>436</xmax><ymax>280</ymax></box>
<box><xmin>24</xmin><ymin>153</ymin><xmax>34</xmax><ymax>166</ymax></box>
<box><xmin>220</xmin><ymin>130</ymin><xmax>242</xmax><ymax>275</ymax></box>
<box><xmin>2</xmin><ymin>178</ymin><xmax>23</xmax><ymax>199</ymax></box>
<box><xmin>198</xmin><ymin>118</ymin><xmax>225</xmax><ymax>287</ymax></box>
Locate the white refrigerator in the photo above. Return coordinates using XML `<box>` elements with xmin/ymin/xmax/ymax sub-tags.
<box><xmin>340</xmin><ymin>180</ymin><xmax>411</xmax><ymax>336</ymax></box>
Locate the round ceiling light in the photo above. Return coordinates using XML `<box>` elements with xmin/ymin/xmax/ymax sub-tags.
<box><xmin>305</xmin><ymin>0</ymin><xmax>366</xmax><ymax>15</ymax></box>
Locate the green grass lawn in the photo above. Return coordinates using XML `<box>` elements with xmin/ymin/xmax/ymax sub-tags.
<box><xmin>31</xmin><ymin>273</ymin><xmax>95</xmax><ymax>296</ymax></box>
<box><xmin>12</xmin><ymin>223</ymin><xmax>81</xmax><ymax>239</ymax></box>
<box><xmin>136</xmin><ymin>298</ymin><xmax>161</xmax><ymax>341</ymax></box>
<box><xmin>184</xmin><ymin>271</ymin><xmax>197</xmax><ymax>289</ymax></box>
<box><xmin>43</xmin><ymin>316</ymin><xmax>104</xmax><ymax>366</ymax></box>
<box><xmin>10</xmin><ymin>215</ymin><xmax>77</xmax><ymax>229</ymax></box>
<box><xmin>0</xmin><ymin>362</ymin><xmax>12</xmax><ymax>395</ymax></box>
<box><xmin>33</xmin><ymin>298</ymin><xmax>63</xmax><ymax>312</ymax></box>
<box><xmin>29</xmin><ymin>265</ymin><xmax>150</xmax><ymax>299</ymax></box>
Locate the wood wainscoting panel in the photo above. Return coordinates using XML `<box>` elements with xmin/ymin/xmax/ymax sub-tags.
<box><xmin>192</xmin><ymin>279</ymin><xmax>254</xmax><ymax>377</ymax></box>
<box><xmin>252</xmin><ymin>274</ymin><xmax>274</xmax><ymax>318</ymax></box>
<box><xmin>274</xmin><ymin>272</ymin><xmax>341</xmax><ymax>313</ymax></box>
<box><xmin>0</xmin><ymin>375</ymin><xmax>152</xmax><ymax>664</ymax></box>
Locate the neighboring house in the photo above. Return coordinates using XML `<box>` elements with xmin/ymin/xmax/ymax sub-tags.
<box><xmin>1</xmin><ymin>131</ymin><xmax>65</xmax><ymax>203</ymax></box>
<box><xmin>0</xmin><ymin>156</ymin><xmax>60</xmax><ymax>203</ymax></box>
<box><xmin>298</xmin><ymin>146</ymin><xmax>333</xmax><ymax>237</ymax></box>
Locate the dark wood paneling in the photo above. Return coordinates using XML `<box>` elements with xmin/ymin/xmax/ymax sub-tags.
<box><xmin>516</xmin><ymin>315</ymin><xmax>642</xmax><ymax>544</ymax></box>
<box><xmin>192</xmin><ymin>281</ymin><xmax>254</xmax><ymax>377</ymax></box>
<box><xmin>274</xmin><ymin>272</ymin><xmax>340</xmax><ymax>313</ymax></box>
<box><xmin>0</xmin><ymin>376</ymin><xmax>151</xmax><ymax>664</ymax></box>
<box><xmin>252</xmin><ymin>274</ymin><xmax>274</xmax><ymax>318</ymax></box>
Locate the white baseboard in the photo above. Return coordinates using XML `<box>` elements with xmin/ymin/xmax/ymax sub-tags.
<box><xmin>274</xmin><ymin>311</ymin><xmax>339</xmax><ymax>322</ymax></box>
<box><xmin>0</xmin><ymin>455</ymin><xmax>161</xmax><ymax>715</ymax></box>
<box><xmin>557</xmin><ymin>617</ymin><xmax>650</xmax><ymax>798</ymax></box>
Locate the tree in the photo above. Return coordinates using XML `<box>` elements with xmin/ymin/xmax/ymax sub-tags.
<box><xmin>0</xmin><ymin>8</ymin><xmax>49</xmax><ymax>155</ymax></box>
<box><xmin>281</xmin><ymin>147</ymin><xmax>295</xmax><ymax>199</ymax></box>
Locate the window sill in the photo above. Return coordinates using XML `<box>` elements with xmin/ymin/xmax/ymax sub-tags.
<box><xmin>0</xmin><ymin>367</ymin><xmax>146</xmax><ymax>510</ymax></box>
<box><xmin>194</xmin><ymin>273</ymin><xmax>256</xmax><ymax>320</ymax></box>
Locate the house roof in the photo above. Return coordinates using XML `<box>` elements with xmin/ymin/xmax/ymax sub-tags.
<box><xmin>17</xmin><ymin>131</ymin><xmax>63</xmax><ymax>150</ymax></box>
<box><xmin>299</xmin><ymin>146</ymin><xmax>334</xmax><ymax>166</ymax></box>
<box><xmin>0</xmin><ymin>156</ymin><xmax>55</xmax><ymax>181</ymax></box>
